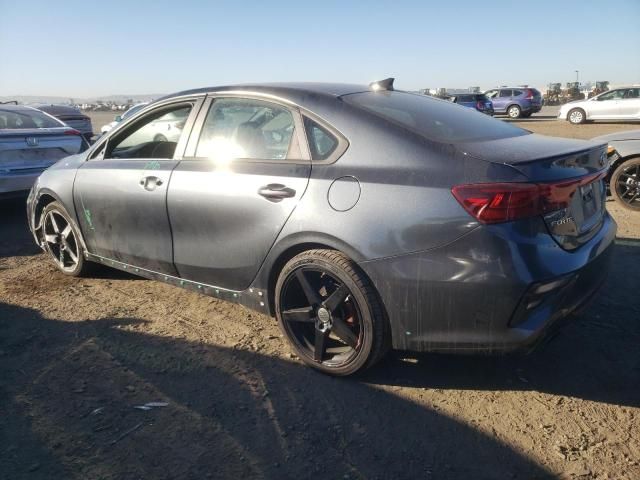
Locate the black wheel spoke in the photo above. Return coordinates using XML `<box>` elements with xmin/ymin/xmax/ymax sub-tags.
<box><xmin>323</xmin><ymin>284</ymin><xmax>349</xmax><ymax>313</ymax></box>
<box><xmin>296</xmin><ymin>269</ymin><xmax>321</xmax><ymax>305</ymax></box>
<box><xmin>331</xmin><ymin>317</ymin><xmax>358</xmax><ymax>349</ymax></box>
<box><xmin>282</xmin><ymin>307</ymin><xmax>315</xmax><ymax>323</ymax></box>
<box><xmin>314</xmin><ymin>328</ymin><xmax>328</xmax><ymax>362</ymax></box>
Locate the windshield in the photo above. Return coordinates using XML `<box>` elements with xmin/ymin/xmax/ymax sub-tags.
<box><xmin>0</xmin><ymin>108</ymin><xmax>63</xmax><ymax>129</ymax></box>
<box><xmin>343</xmin><ymin>92</ymin><xmax>527</xmax><ymax>143</ymax></box>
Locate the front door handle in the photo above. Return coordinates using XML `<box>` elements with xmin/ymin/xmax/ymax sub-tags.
<box><xmin>139</xmin><ymin>176</ymin><xmax>163</xmax><ymax>191</ymax></box>
<box><xmin>258</xmin><ymin>183</ymin><xmax>296</xmax><ymax>202</ymax></box>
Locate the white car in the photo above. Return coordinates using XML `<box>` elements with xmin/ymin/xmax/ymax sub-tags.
<box><xmin>100</xmin><ymin>103</ymin><xmax>148</xmax><ymax>134</ymax></box>
<box><xmin>559</xmin><ymin>86</ymin><xmax>640</xmax><ymax>124</ymax></box>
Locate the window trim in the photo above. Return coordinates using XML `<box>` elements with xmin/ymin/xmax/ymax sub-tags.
<box><xmin>183</xmin><ymin>94</ymin><xmax>311</xmax><ymax>164</ymax></box>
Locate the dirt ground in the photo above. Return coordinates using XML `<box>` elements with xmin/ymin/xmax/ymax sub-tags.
<box><xmin>1</xmin><ymin>114</ymin><xmax>639</xmax><ymax>480</ymax></box>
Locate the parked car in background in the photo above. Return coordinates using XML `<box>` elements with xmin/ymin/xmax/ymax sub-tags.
<box><xmin>559</xmin><ymin>87</ymin><xmax>640</xmax><ymax>125</ymax></box>
<box><xmin>484</xmin><ymin>87</ymin><xmax>543</xmax><ymax>118</ymax></box>
<box><xmin>449</xmin><ymin>93</ymin><xmax>494</xmax><ymax>115</ymax></box>
<box><xmin>35</xmin><ymin>104</ymin><xmax>93</xmax><ymax>141</ymax></box>
<box><xmin>0</xmin><ymin>105</ymin><xmax>85</xmax><ymax>196</ymax></box>
<box><xmin>100</xmin><ymin>103</ymin><xmax>148</xmax><ymax>134</ymax></box>
<box><xmin>27</xmin><ymin>80</ymin><xmax>615</xmax><ymax>376</ymax></box>
<box><xmin>593</xmin><ymin>129</ymin><xmax>640</xmax><ymax>211</ymax></box>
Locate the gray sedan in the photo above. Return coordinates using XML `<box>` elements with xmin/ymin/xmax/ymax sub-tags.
<box><xmin>593</xmin><ymin>129</ymin><xmax>640</xmax><ymax>211</ymax></box>
<box><xmin>1</xmin><ymin>105</ymin><xmax>85</xmax><ymax>196</ymax></box>
<box><xmin>27</xmin><ymin>81</ymin><xmax>616</xmax><ymax>375</ymax></box>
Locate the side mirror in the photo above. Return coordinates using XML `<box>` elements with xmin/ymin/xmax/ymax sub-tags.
<box><xmin>115</xmin><ymin>115</ymin><xmax>122</xmax><ymax>122</ymax></box>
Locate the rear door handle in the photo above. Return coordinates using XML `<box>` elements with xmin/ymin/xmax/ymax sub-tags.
<box><xmin>258</xmin><ymin>183</ymin><xmax>296</xmax><ymax>202</ymax></box>
<box><xmin>139</xmin><ymin>176</ymin><xmax>163</xmax><ymax>191</ymax></box>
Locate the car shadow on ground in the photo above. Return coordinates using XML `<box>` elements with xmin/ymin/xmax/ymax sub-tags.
<box><xmin>0</xmin><ymin>302</ymin><xmax>554</xmax><ymax>479</ymax></box>
<box><xmin>362</xmin><ymin>241</ymin><xmax>640</xmax><ymax>409</ymax></box>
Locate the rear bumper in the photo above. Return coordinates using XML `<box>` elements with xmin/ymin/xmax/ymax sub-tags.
<box><xmin>0</xmin><ymin>170</ymin><xmax>43</xmax><ymax>194</ymax></box>
<box><xmin>360</xmin><ymin>213</ymin><xmax>617</xmax><ymax>353</ymax></box>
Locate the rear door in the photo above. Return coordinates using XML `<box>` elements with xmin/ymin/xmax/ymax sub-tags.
<box><xmin>168</xmin><ymin>96</ymin><xmax>311</xmax><ymax>290</ymax></box>
<box><xmin>74</xmin><ymin>98</ymin><xmax>203</xmax><ymax>274</ymax></box>
<box><xmin>619</xmin><ymin>88</ymin><xmax>640</xmax><ymax>118</ymax></box>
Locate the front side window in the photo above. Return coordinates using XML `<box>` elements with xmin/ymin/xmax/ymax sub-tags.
<box><xmin>597</xmin><ymin>90</ymin><xmax>625</xmax><ymax>101</ymax></box>
<box><xmin>196</xmin><ymin>98</ymin><xmax>297</xmax><ymax>161</ymax></box>
<box><xmin>484</xmin><ymin>90</ymin><xmax>498</xmax><ymax>99</ymax></box>
<box><xmin>106</xmin><ymin>104</ymin><xmax>192</xmax><ymax>159</ymax></box>
<box><xmin>304</xmin><ymin>117</ymin><xmax>338</xmax><ymax>161</ymax></box>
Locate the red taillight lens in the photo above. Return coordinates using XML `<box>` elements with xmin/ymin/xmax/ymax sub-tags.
<box><xmin>476</xmin><ymin>101</ymin><xmax>484</xmax><ymax>109</ymax></box>
<box><xmin>451</xmin><ymin>172</ymin><xmax>605</xmax><ymax>224</ymax></box>
<box><xmin>64</xmin><ymin>129</ymin><xmax>81</xmax><ymax>136</ymax></box>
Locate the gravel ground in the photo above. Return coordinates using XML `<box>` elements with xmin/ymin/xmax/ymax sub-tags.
<box><xmin>1</xmin><ymin>113</ymin><xmax>639</xmax><ymax>480</ymax></box>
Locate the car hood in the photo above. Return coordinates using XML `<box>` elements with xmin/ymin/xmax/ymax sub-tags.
<box><xmin>591</xmin><ymin>129</ymin><xmax>640</xmax><ymax>142</ymax></box>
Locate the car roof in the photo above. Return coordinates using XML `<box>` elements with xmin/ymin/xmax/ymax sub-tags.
<box><xmin>160</xmin><ymin>82</ymin><xmax>370</xmax><ymax>103</ymax></box>
<box><xmin>0</xmin><ymin>104</ymin><xmax>43</xmax><ymax>113</ymax></box>
<box><xmin>35</xmin><ymin>104</ymin><xmax>82</xmax><ymax>115</ymax></box>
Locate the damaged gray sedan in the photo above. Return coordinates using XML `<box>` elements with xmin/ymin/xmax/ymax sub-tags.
<box><xmin>27</xmin><ymin>80</ymin><xmax>616</xmax><ymax>375</ymax></box>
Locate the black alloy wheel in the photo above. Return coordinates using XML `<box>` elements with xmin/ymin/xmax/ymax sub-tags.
<box><xmin>275</xmin><ymin>250</ymin><xmax>388</xmax><ymax>376</ymax></box>
<box><xmin>611</xmin><ymin>158</ymin><xmax>640</xmax><ymax>211</ymax></box>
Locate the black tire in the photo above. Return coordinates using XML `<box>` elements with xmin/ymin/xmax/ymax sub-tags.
<box><xmin>521</xmin><ymin>112</ymin><xmax>532</xmax><ymax>118</ymax></box>
<box><xmin>568</xmin><ymin>108</ymin><xmax>586</xmax><ymax>125</ymax></box>
<box><xmin>610</xmin><ymin>158</ymin><xmax>640</xmax><ymax>211</ymax></box>
<box><xmin>275</xmin><ymin>249</ymin><xmax>389</xmax><ymax>376</ymax></box>
<box><xmin>507</xmin><ymin>104</ymin><xmax>521</xmax><ymax>119</ymax></box>
<box><xmin>40</xmin><ymin>202</ymin><xmax>92</xmax><ymax>276</ymax></box>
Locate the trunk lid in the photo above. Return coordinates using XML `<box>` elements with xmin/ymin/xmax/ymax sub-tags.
<box><xmin>456</xmin><ymin>134</ymin><xmax>609</xmax><ymax>250</ymax></box>
<box><xmin>0</xmin><ymin>129</ymin><xmax>84</xmax><ymax>174</ymax></box>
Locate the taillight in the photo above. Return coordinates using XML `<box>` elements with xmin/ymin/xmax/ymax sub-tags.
<box><xmin>476</xmin><ymin>101</ymin><xmax>484</xmax><ymax>109</ymax></box>
<box><xmin>451</xmin><ymin>172</ymin><xmax>606</xmax><ymax>224</ymax></box>
<box><xmin>64</xmin><ymin>129</ymin><xmax>81</xmax><ymax>136</ymax></box>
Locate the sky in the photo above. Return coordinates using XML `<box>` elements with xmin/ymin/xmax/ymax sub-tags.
<box><xmin>1</xmin><ymin>0</ymin><xmax>639</xmax><ymax>97</ymax></box>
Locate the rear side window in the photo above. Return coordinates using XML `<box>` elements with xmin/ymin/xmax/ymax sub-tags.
<box><xmin>512</xmin><ymin>90</ymin><xmax>523</xmax><ymax>96</ymax></box>
<box><xmin>304</xmin><ymin>117</ymin><xmax>338</xmax><ymax>160</ymax></box>
<box><xmin>343</xmin><ymin>92</ymin><xmax>527</xmax><ymax>143</ymax></box>
<box><xmin>0</xmin><ymin>109</ymin><xmax>62</xmax><ymax>129</ymax></box>
<box><xmin>196</xmin><ymin>98</ymin><xmax>298</xmax><ymax>161</ymax></box>
<box><xmin>499</xmin><ymin>90</ymin><xmax>513</xmax><ymax>97</ymax></box>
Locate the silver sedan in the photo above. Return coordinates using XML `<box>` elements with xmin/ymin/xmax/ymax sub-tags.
<box><xmin>0</xmin><ymin>105</ymin><xmax>86</xmax><ymax>196</ymax></box>
<box><xmin>559</xmin><ymin>86</ymin><xmax>640</xmax><ymax>124</ymax></box>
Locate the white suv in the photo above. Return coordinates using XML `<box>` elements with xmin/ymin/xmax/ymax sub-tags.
<box><xmin>559</xmin><ymin>86</ymin><xmax>640</xmax><ymax>124</ymax></box>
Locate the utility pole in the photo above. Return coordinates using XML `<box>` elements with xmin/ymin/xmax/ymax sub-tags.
<box><xmin>575</xmin><ymin>70</ymin><xmax>579</xmax><ymax>83</ymax></box>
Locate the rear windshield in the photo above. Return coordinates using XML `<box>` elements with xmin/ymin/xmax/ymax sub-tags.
<box><xmin>343</xmin><ymin>92</ymin><xmax>527</xmax><ymax>143</ymax></box>
<box><xmin>0</xmin><ymin>109</ymin><xmax>63</xmax><ymax>129</ymax></box>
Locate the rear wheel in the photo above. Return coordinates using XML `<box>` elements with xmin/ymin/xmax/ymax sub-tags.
<box><xmin>610</xmin><ymin>158</ymin><xmax>640</xmax><ymax>211</ymax></box>
<box><xmin>41</xmin><ymin>202</ymin><xmax>91</xmax><ymax>276</ymax></box>
<box><xmin>275</xmin><ymin>249</ymin><xmax>389</xmax><ymax>376</ymax></box>
<box><xmin>507</xmin><ymin>105</ymin><xmax>521</xmax><ymax>119</ymax></box>
<box><xmin>568</xmin><ymin>108</ymin><xmax>586</xmax><ymax>124</ymax></box>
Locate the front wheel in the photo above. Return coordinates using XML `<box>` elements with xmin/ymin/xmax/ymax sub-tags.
<box><xmin>507</xmin><ymin>105</ymin><xmax>521</xmax><ymax>119</ymax></box>
<box><xmin>41</xmin><ymin>202</ymin><xmax>91</xmax><ymax>276</ymax></box>
<box><xmin>568</xmin><ymin>108</ymin><xmax>586</xmax><ymax>124</ymax></box>
<box><xmin>610</xmin><ymin>158</ymin><xmax>640</xmax><ymax>211</ymax></box>
<box><xmin>275</xmin><ymin>249</ymin><xmax>389</xmax><ymax>376</ymax></box>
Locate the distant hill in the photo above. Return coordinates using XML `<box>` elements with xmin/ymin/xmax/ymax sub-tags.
<box><xmin>0</xmin><ymin>94</ymin><xmax>165</xmax><ymax>105</ymax></box>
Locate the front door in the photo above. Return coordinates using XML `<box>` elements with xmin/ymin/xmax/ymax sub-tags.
<box><xmin>168</xmin><ymin>96</ymin><xmax>311</xmax><ymax>291</ymax></box>
<box><xmin>619</xmin><ymin>88</ymin><xmax>640</xmax><ymax>118</ymax></box>
<box><xmin>589</xmin><ymin>89</ymin><xmax>624</xmax><ymax>119</ymax></box>
<box><xmin>74</xmin><ymin>100</ymin><xmax>201</xmax><ymax>274</ymax></box>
